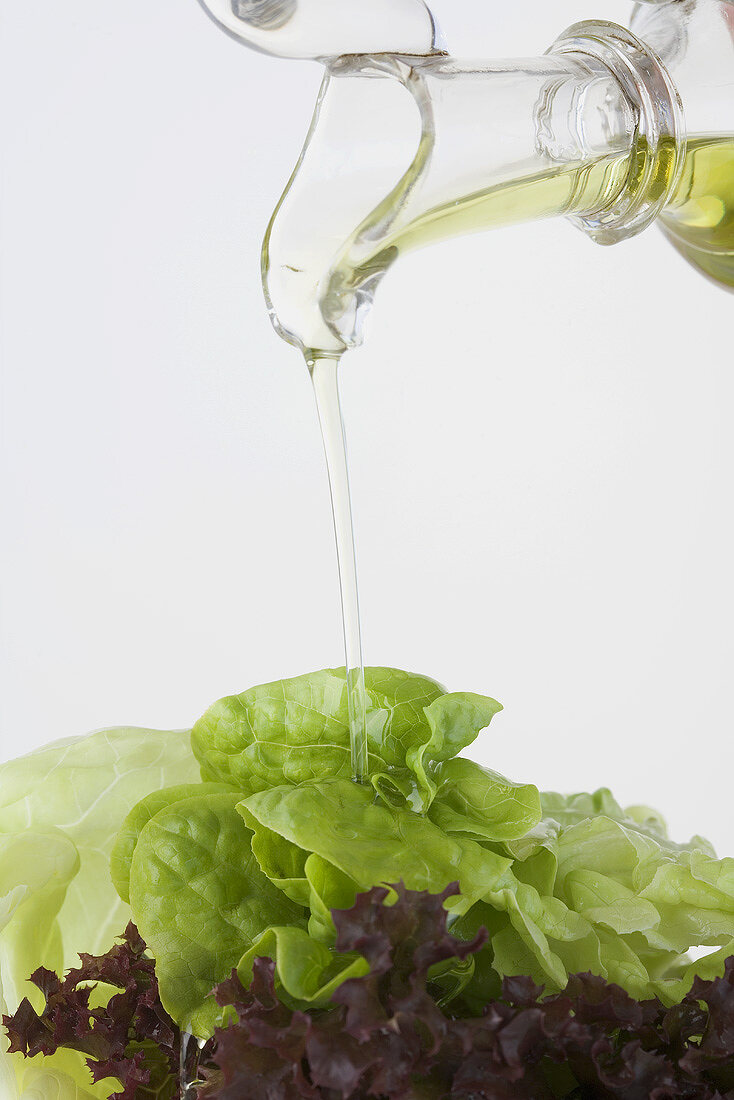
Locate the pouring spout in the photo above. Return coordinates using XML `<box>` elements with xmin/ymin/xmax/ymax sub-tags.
<box><xmin>263</xmin><ymin>41</ymin><xmax>655</xmax><ymax>356</ymax></box>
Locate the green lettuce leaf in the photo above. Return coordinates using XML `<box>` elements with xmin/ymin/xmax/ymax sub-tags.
<box><xmin>0</xmin><ymin>867</ymin><xmax>37</xmax><ymax>1100</ymax></box>
<box><xmin>488</xmin><ymin>788</ymin><xmax>734</xmax><ymax>1002</ymax></box>
<box><xmin>0</xmin><ymin>831</ymin><xmax>79</xmax><ymax>1013</ymax></box>
<box><xmin>0</xmin><ymin>726</ymin><xmax>201</xmax><ymax>1097</ymax></box>
<box><xmin>0</xmin><ymin>834</ymin><xmax>112</xmax><ymax>1100</ymax></box>
<box><xmin>127</xmin><ymin>791</ymin><xmax>305</xmax><ymax>1035</ymax></box>
<box><xmin>236</xmin><ymin>777</ymin><xmax>524</xmax><ymax>1008</ymax></box>
<box><xmin>237</xmin><ymin>925</ymin><xmax>368</xmax><ymax>1006</ymax></box>
<box><xmin>191</xmin><ymin>668</ymin><xmax>502</xmax><ymax>812</ymax></box>
<box><xmin>14</xmin><ymin>1054</ymin><xmax>110</xmax><ymax>1100</ymax></box>
<box><xmin>0</xmin><ymin>727</ymin><xmax>200</xmax><ymax>971</ymax></box>
<box><xmin>429</xmin><ymin>757</ymin><xmax>541</xmax><ymax>842</ymax></box>
<box><xmin>110</xmin><ymin>781</ymin><xmax>236</xmax><ymax>904</ymax></box>
<box><xmin>400</xmin><ymin>693</ymin><xmax>503</xmax><ymax>810</ymax></box>
<box><xmin>238</xmin><ymin>777</ymin><xmax>515</xmax><ymax>922</ymax></box>
<box><xmin>176</xmin><ymin>672</ymin><xmax>734</xmax><ymax>1010</ymax></box>
<box><xmin>302</xmin><ymin>853</ymin><xmax>366</xmax><ymax>943</ymax></box>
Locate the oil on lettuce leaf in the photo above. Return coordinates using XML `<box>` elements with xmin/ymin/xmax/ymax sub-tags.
<box><xmin>191</xmin><ymin>667</ymin><xmax>501</xmax><ymax>811</ymax></box>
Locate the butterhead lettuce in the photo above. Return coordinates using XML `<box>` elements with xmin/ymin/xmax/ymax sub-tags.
<box><xmin>115</xmin><ymin>669</ymin><xmax>734</xmax><ymax>1034</ymax></box>
<box><xmin>2</xmin><ymin>667</ymin><xmax>734</xmax><ymax>1077</ymax></box>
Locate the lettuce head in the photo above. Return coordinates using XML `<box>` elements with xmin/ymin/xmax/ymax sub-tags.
<box><xmin>2</xmin><ymin>667</ymin><xmax>733</xmax><ymax>1078</ymax></box>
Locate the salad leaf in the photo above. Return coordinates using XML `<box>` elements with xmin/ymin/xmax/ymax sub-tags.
<box><xmin>126</xmin><ymin>792</ymin><xmax>304</xmax><ymax>1034</ymax></box>
<box><xmin>14</xmin><ymin>1064</ymin><xmax>99</xmax><ymax>1100</ymax></box>
<box><xmin>191</xmin><ymin>668</ymin><xmax>501</xmax><ymax>811</ymax></box>
<box><xmin>428</xmin><ymin>756</ymin><xmax>542</xmax><ymax>842</ymax></box>
<box><xmin>4</xmin><ymin>662</ymin><xmax>734</xmax><ymax>1094</ymax></box>
<box><xmin>238</xmin><ymin>777</ymin><xmax>515</xmax><ymax>920</ymax></box>
<box><xmin>3</xmin><ymin>924</ymin><xmax>191</xmax><ymax>1100</ymax></box>
<box><xmin>0</xmin><ymin>831</ymin><xmax>79</xmax><ymax>1015</ymax></box>
<box><xmin>198</xmin><ymin>883</ymin><xmax>488</xmax><ymax>1100</ymax></box>
<box><xmin>9</xmin><ymin>887</ymin><xmax>734</xmax><ymax>1100</ymax></box>
<box><xmin>0</xmin><ymin>727</ymin><xmax>200</xmax><ymax>973</ymax></box>
<box><xmin>12</xmin><ymin>1059</ymin><xmax>103</xmax><ymax>1100</ymax></box>
<box><xmin>0</xmin><ymin>726</ymin><xmax>201</xmax><ymax>1097</ymax></box>
<box><xmin>236</xmin><ymin>777</ymin><xmax>534</xmax><ymax>1002</ymax></box>
<box><xmin>0</xmin><ymin>858</ymin><xmax>56</xmax><ymax>1100</ymax></box>
<box><xmin>397</xmin><ymin>691</ymin><xmax>504</xmax><ymax>809</ymax></box>
<box><xmin>0</xmin><ymin>834</ymin><xmax>115</xmax><ymax>1100</ymax></box>
<box><xmin>110</xmin><ymin>783</ymin><xmax>236</xmax><ymax>905</ymax></box>
<box><xmin>237</xmin><ymin>926</ymin><xmax>368</xmax><ymax>1006</ymax></box>
<box><xmin>481</xmin><ymin>788</ymin><xmax>734</xmax><ymax>1002</ymax></box>
<box><xmin>197</xmin><ymin>884</ymin><xmax>734</xmax><ymax>1100</ymax></box>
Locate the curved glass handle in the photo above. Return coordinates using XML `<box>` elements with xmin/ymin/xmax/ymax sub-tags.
<box><xmin>195</xmin><ymin>0</ymin><xmax>443</xmax><ymax>60</ymax></box>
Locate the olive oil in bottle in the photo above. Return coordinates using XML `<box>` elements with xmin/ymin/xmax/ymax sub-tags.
<box><xmin>660</xmin><ymin>137</ymin><xmax>734</xmax><ymax>290</ymax></box>
<box><xmin>321</xmin><ymin>149</ymin><xmax>636</xmax><ymax>336</ymax></box>
<box><xmin>324</xmin><ymin>135</ymin><xmax>734</xmax><ymax>338</ymax></box>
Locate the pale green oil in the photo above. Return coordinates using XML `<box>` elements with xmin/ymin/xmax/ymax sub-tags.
<box><xmin>322</xmin><ymin>148</ymin><xmax>634</xmax><ymax>328</ymax></box>
<box><xmin>326</xmin><ymin>136</ymin><xmax>734</xmax><ymax>313</ymax></box>
<box><xmin>661</xmin><ymin>137</ymin><xmax>734</xmax><ymax>290</ymax></box>
<box><xmin>308</xmin><ymin>355</ymin><xmax>368</xmax><ymax>782</ymax></box>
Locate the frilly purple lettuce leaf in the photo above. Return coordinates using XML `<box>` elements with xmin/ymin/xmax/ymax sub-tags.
<box><xmin>3</xmin><ymin>924</ymin><xmax>187</xmax><ymax>1100</ymax></box>
<box><xmin>7</xmin><ymin>887</ymin><xmax>734</xmax><ymax>1099</ymax></box>
<box><xmin>197</xmin><ymin>884</ymin><xmax>734</xmax><ymax>1100</ymax></box>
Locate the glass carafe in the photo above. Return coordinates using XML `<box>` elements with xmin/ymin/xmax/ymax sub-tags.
<box><xmin>197</xmin><ymin>0</ymin><xmax>734</xmax><ymax>356</ymax></box>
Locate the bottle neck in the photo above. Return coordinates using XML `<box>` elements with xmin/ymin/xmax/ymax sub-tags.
<box><xmin>550</xmin><ymin>20</ymin><xmax>686</xmax><ymax>245</ymax></box>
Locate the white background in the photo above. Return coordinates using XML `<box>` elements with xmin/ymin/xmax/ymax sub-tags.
<box><xmin>1</xmin><ymin>1</ymin><xmax>731</xmax><ymax>852</ymax></box>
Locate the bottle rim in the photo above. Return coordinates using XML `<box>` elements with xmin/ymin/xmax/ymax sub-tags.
<box><xmin>550</xmin><ymin>19</ymin><xmax>687</xmax><ymax>246</ymax></box>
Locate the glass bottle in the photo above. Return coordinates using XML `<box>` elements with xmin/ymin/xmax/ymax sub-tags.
<box><xmin>196</xmin><ymin>0</ymin><xmax>734</xmax><ymax>355</ymax></box>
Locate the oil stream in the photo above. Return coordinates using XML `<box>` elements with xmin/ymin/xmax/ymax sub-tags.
<box><xmin>308</xmin><ymin>355</ymin><xmax>369</xmax><ymax>782</ymax></box>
